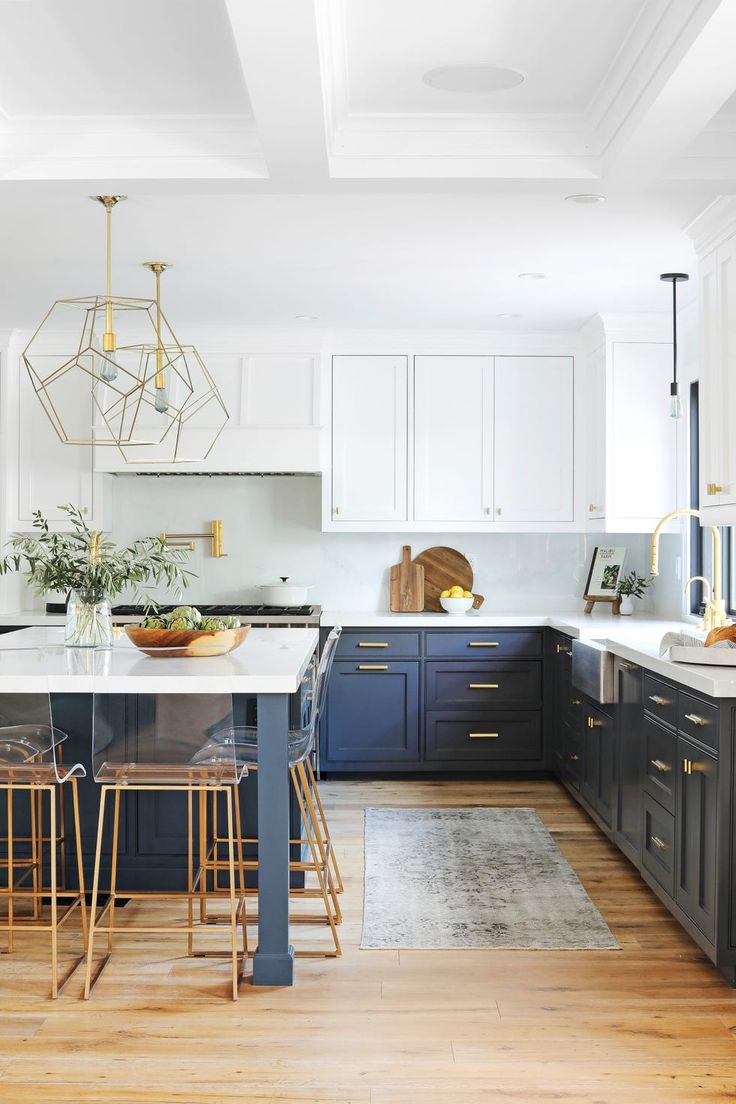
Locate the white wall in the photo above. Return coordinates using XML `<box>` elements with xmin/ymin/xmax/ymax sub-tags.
<box><xmin>32</xmin><ymin>473</ymin><xmax>681</xmax><ymax>615</ymax></box>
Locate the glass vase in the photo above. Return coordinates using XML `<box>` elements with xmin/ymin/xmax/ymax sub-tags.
<box><xmin>64</xmin><ymin>591</ymin><xmax>113</xmax><ymax>648</ymax></box>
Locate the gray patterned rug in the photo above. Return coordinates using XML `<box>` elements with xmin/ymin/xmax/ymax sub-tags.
<box><xmin>361</xmin><ymin>807</ymin><xmax>619</xmax><ymax>950</ymax></box>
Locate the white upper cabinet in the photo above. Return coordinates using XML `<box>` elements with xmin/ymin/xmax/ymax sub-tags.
<box><xmin>330</xmin><ymin>355</ymin><xmax>408</xmax><ymax>522</ymax></box>
<box><xmin>414</xmin><ymin>356</ymin><xmax>492</xmax><ymax>522</ymax></box>
<box><xmin>8</xmin><ymin>348</ymin><xmax>105</xmax><ymax>532</ymax></box>
<box><xmin>493</xmin><ymin>356</ymin><xmax>574</xmax><ymax>523</ymax></box>
<box><xmin>581</xmin><ymin>317</ymin><xmax>677</xmax><ymax>533</ymax></box>
<box><xmin>94</xmin><ymin>349</ymin><xmax>322</xmax><ymax>474</ymax></box>
<box><xmin>608</xmin><ymin>342</ymin><xmax>676</xmax><ymax>524</ymax></box>
<box><xmin>687</xmin><ymin>199</ymin><xmax>736</xmax><ymax>524</ymax></box>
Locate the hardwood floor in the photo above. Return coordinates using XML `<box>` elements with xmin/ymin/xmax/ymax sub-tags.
<box><xmin>1</xmin><ymin>778</ymin><xmax>735</xmax><ymax>1102</ymax></box>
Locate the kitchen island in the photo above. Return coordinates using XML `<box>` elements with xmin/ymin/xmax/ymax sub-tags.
<box><xmin>0</xmin><ymin>626</ymin><xmax>319</xmax><ymax>986</ymax></box>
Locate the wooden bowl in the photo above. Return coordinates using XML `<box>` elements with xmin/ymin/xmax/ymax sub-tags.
<box><xmin>124</xmin><ymin>625</ymin><xmax>251</xmax><ymax>657</ymax></box>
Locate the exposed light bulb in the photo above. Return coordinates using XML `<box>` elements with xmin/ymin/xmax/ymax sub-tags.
<box><xmin>99</xmin><ymin>358</ymin><xmax>118</xmax><ymax>382</ymax></box>
<box><xmin>670</xmin><ymin>383</ymin><xmax>683</xmax><ymax>419</ymax></box>
<box><xmin>154</xmin><ymin>386</ymin><xmax>169</xmax><ymax>414</ymax></box>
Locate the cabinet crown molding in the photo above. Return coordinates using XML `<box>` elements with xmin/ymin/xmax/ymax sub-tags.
<box><xmin>685</xmin><ymin>196</ymin><xmax>736</xmax><ymax>257</ymax></box>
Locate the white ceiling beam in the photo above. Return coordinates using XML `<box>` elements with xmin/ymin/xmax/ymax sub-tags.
<box><xmin>223</xmin><ymin>0</ymin><xmax>330</xmax><ymax>186</ymax></box>
<box><xmin>601</xmin><ymin>0</ymin><xmax>736</xmax><ymax>178</ymax></box>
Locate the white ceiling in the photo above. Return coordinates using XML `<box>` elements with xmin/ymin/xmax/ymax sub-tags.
<box><xmin>0</xmin><ymin>0</ymin><xmax>249</xmax><ymax>118</ymax></box>
<box><xmin>342</xmin><ymin>0</ymin><xmax>645</xmax><ymax>115</ymax></box>
<box><xmin>0</xmin><ymin>0</ymin><xmax>735</xmax><ymax>331</ymax></box>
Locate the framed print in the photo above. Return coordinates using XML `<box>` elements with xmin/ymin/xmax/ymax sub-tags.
<box><xmin>584</xmin><ymin>546</ymin><xmax>627</xmax><ymax>599</ymax></box>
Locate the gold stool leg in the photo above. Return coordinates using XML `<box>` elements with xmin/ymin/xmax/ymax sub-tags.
<box><xmin>84</xmin><ymin>786</ymin><xmax>108</xmax><ymax>1000</ymax></box>
<box><xmin>304</xmin><ymin>757</ymin><xmax>344</xmax><ymax>894</ymax></box>
<box><xmin>29</xmin><ymin>786</ymin><xmax>40</xmax><ymax>921</ymax></box>
<box><xmin>6</xmin><ymin>786</ymin><xmax>14</xmax><ymax>954</ymax></box>
<box><xmin>233</xmin><ymin>792</ymin><xmax>248</xmax><ymax>958</ymax></box>
<box><xmin>291</xmin><ymin>765</ymin><xmax>341</xmax><ymax>956</ymax></box>
<box><xmin>224</xmin><ymin>788</ymin><xmax>238</xmax><ymax>1000</ymax></box>
<box><xmin>58</xmin><ymin>778</ymin><xmax>67</xmax><ymax>892</ymax></box>
<box><xmin>107</xmin><ymin>789</ymin><xmax>121</xmax><ymax>954</ymax></box>
<box><xmin>70</xmin><ymin>779</ymin><xmax>88</xmax><ymax>946</ymax></box>
<box><xmin>198</xmin><ymin>789</ymin><xmax>207</xmax><ymax>924</ymax></box>
<box><xmin>295</xmin><ymin>763</ymin><xmax>342</xmax><ymax>925</ymax></box>
<box><xmin>49</xmin><ymin>785</ymin><xmax>58</xmax><ymax>999</ymax></box>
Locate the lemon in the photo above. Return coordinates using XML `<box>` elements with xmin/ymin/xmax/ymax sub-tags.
<box><xmin>440</xmin><ymin>589</ymin><xmax>451</xmax><ymax>599</ymax></box>
<box><xmin>449</xmin><ymin>586</ymin><xmax>464</xmax><ymax>597</ymax></box>
<box><xmin>463</xmin><ymin>590</ymin><xmax>472</xmax><ymax>599</ymax></box>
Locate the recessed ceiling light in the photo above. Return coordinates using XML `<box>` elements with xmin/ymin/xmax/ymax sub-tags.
<box><xmin>295</xmin><ymin>315</ymin><xmax>318</xmax><ymax>321</ymax></box>
<box><xmin>496</xmin><ymin>312</ymin><xmax>521</xmax><ymax>318</ymax></box>
<box><xmin>564</xmin><ymin>193</ymin><xmax>606</xmax><ymax>205</ymax></box>
<box><xmin>517</xmin><ymin>272</ymin><xmax>546</xmax><ymax>281</ymax></box>
<box><xmin>422</xmin><ymin>64</ymin><xmax>526</xmax><ymax>94</ymax></box>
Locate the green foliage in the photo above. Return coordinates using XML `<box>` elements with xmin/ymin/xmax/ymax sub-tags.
<box><xmin>0</xmin><ymin>504</ymin><xmax>194</xmax><ymax>605</ymax></box>
<box><xmin>617</xmin><ymin>569</ymin><xmax>652</xmax><ymax>600</ymax></box>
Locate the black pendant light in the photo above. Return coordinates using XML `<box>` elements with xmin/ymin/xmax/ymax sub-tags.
<box><xmin>659</xmin><ymin>272</ymin><xmax>689</xmax><ymax>419</ymax></box>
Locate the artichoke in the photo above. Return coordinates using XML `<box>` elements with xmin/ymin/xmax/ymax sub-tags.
<box><xmin>166</xmin><ymin>605</ymin><xmax>201</xmax><ymax>625</ymax></box>
<box><xmin>167</xmin><ymin>616</ymin><xmax>191</xmax><ymax>630</ymax></box>
<box><xmin>141</xmin><ymin>615</ymin><xmax>166</xmax><ymax>629</ymax></box>
<box><xmin>221</xmin><ymin>615</ymin><xmax>241</xmax><ymax>628</ymax></box>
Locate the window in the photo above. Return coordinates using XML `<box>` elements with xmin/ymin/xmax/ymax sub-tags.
<box><xmin>689</xmin><ymin>381</ymin><xmax>735</xmax><ymax>616</ymax></box>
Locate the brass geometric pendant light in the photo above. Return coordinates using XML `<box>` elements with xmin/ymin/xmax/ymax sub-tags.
<box><xmin>22</xmin><ymin>196</ymin><xmax>228</xmax><ymax>463</ymax></box>
<box><xmin>115</xmin><ymin>262</ymin><xmax>229</xmax><ymax>464</ymax></box>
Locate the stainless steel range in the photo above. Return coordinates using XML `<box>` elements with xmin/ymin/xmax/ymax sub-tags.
<box><xmin>45</xmin><ymin>601</ymin><xmax>322</xmax><ymax>628</ymax></box>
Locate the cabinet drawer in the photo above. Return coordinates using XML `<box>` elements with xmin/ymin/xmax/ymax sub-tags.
<box><xmin>643</xmin><ymin>717</ymin><xmax>676</xmax><ymax>814</ymax></box>
<box><xmin>425</xmin><ymin>661</ymin><xmax>541</xmax><ymax>709</ymax></box>
<box><xmin>425</xmin><ymin>712</ymin><xmax>542</xmax><ymax>763</ymax></box>
<box><xmin>335</xmin><ymin>631</ymin><xmax>420</xmax><ymax>659</ymax></box>
<box><xmin>678</xmin><ymin>693</ymin><xmax>719</xmax><ymax>751</ymax></box>
<box><xmin>425</xmin><ymin>630</ymin><xmax>542</xmax><ymax>659</ymax></box>
<box><xmin>642</xmin><ymin>673</ymin><xmax>677</xmax><ymax>728</ymax></box>
<box><xmin>642</xmin><ymin>793</ymin><xmax>675</xmax><ymax>899</ymax></box>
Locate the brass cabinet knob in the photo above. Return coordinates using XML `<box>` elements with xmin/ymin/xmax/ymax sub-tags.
<box><xmin>588</xmin><ymin>503</ymin><xmax>600</xmax><ymax>512</ymax></box>
<box><xmin>334</xmin><ymin>506</ymin><xmax>341</xmax><ymax>515</ymax></box>
<box><xmin>587</xmin><ymin>716</ymin><xmax>603</xmax><ymax>728</ymax></box>
<box><xmin>684</xmin><ymin>712</ymin><xmax>706</xmax><ymax>727</ymax></box>
<box><xmin>571</xmin><ymin>698</ymin><xmax>581</xmax><ymax>706</ymax></box>
<box><xmin>683</xmin><ymin>758</ymin><xmax>704</xmax><ymax>775</ymax></box>
<box><xmin>706</xmin><ymin>482</ymin><xmax>723</xmax><ymax>495</ymax></box>
<box><xmin>650</xmin><ymin>758</ymin><xmax>671</xmax><ymax>773</ymax></box>
<box><xmin>651</xmin><ymin>835</ymin><xmax>668</xmax><ymax>851</ymax></box>
<box><xmin>569</xmin><ymin>753</ymin><xmax>580</xmax><ymax>762</ymax></box>
<box><xmin>648</xmin><ymin>694</ymin><xmax>669</xmax><ymax>707</ymax></box>
<box><xmin>555</xmin><ymin>643</ymin><xmax>571</xmax><ymax>655</ymax></box>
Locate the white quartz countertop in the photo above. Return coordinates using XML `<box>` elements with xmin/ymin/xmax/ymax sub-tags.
<box><xmin>0</xmin><ymin>627</ymin><xmax>319</xmax><ymax>694</ymax></box>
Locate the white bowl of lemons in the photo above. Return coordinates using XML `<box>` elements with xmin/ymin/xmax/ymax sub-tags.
<box><xmin>440</xmin><ymin>585</ymin><xmax>475</xmax><ymax>615</ymax></box>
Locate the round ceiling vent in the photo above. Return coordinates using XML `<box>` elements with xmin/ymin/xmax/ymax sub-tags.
<box><xmin>422</xmin><ymin>65</ymin><xmax>526</xmax><ymax>94</ymax></box>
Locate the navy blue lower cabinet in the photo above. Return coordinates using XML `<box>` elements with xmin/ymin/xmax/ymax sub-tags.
<box><xmin>425</xmin><ymin>712</ymin><xmax>542</xmax><ymax>764</ymax></box>
<box><xmin>425</xmin><ymin>661</ymin><xmax>541</xmax><ymax>710</ymax></box>
<box><xmin>320</xmin><ymin>660</ymin><xmax>420</xmax><ymax>769</ymax></box>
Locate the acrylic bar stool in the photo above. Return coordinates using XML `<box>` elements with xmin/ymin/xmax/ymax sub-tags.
<box><xmin>0</xmin><ymin>690</ymin><xmax>87</xmax><ymax>998</ymax></box>
<box><xmin>203</xmin><ymin>627</ymin><xmax>344</xmax><ymax>957</ymax></box>
<box><xmin>84</xmin><ymin>688</ymin><xmax>247</xmax><ymax>1001</ymax></box>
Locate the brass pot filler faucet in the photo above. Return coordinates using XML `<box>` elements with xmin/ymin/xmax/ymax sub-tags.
<box><xmin>650</xmin><ymin>508</ymin><xmax>731</xmax><ymax>633</ymax></box>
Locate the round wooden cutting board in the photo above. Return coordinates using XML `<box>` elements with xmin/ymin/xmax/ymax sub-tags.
<box><xmin>413</xmin><ymin>546</ymin><xmax>480</xmax><ymax>612</ymax></box>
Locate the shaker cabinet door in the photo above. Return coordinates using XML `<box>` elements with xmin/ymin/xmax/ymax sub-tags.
<box><xmin>331</xmin><ymin>355</ymin><xmax>408</xmax><ymax>522</ymax></box>
<box><xmin>493</xmin><ymin>356</ymin><xmax>574</xmax><ymax>522</ymax></box>
<box><xmin>676</xmin><ymin>735</ymin><xmax>717</xmax><ymax>942</ymax></box>
<box><xmin>413</xmin><ymin>355</ymin><xmax>493</xmax><ymax>522</ymax></box>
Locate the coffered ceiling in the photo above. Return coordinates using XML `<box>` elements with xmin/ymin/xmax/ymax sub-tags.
<box><xmin>0</xmin><ymin>0</ymin><xmax>735</xmax><ymax>328</ymax></box>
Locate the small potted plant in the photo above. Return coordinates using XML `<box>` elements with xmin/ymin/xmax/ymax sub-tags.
<box><xmin>0</xmin><ymin>504</ymin><xmax>193</xmax><ymax>647</ymax></box>
<box><xmin>617</xmin><ymin>570</ymin><xmax>652</xmax><ymax>616</ymax></box>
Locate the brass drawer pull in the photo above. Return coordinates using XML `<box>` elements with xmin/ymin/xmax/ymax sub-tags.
<box><xmin>620</xmin><ymin>662</ymin><xmax>638</xmax><ymax>671</ymax></box>
<box><xmin>650</xmin><ymin>759</ymin><xmax>671</xmax><ymax>773</ymax></box>
<box><xmin>357</xmin><ymin>665</ymin><xmax>388</xmax><ymax>671</ymax></box>
<box><xmin>587</xmin><ymin>716</ymin><xmax>602</xmax><ymax>728</ymax></box>
<box><xmin>468</xmin><ymin>642</ymin><xmax>500</xmax><ymax>648</ymax></box>
<box><xmin>468</xmin><ymin>683</ymin><xmax>499</xmax><ymax>689</ymax></box>
<box><xmin>358</xmin><ymin>642</ymin><xmax>389</xmax><ymax>648</ymax></box>
<box><xmin>707</xmin><ymin>482</ymin><xmax>723</xmax><ymax>495</ymax></box>
<box><xmin>469</xmin><ymin>733</ymin><xmax>499</xmax><ymax>739</ymax></box>
<box><xmin>683</xmin><ymin>758</ymin><xmax>705</xmax><ymax>775</ymax></box>
<box><xmin>571</xmin><ymin>698</ymin><xmax>581</xmax><ymax>706</ymax></box>
<box><xmin>569</xmin><ymin>753</ymin><xmax>580</xmax><ymax>762</ymax></box>
<box><xmin>684</xmin><ymin>713</ymin><xmax>706</xmax><ymax>727</ymax></box>
<box><xmin>555</xmin><ymin>643</ymin><xmax>571</xmax><ymax>655</ymax></box>
<box><xmin>651</xmin><ymin>835</ymin><xmax>668</xmax><ymax>851</ymax></box>
<box><xmin>648</xmin><ymin>695</ymin><xmax>669</xmax><ymax>707</ymax></box>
